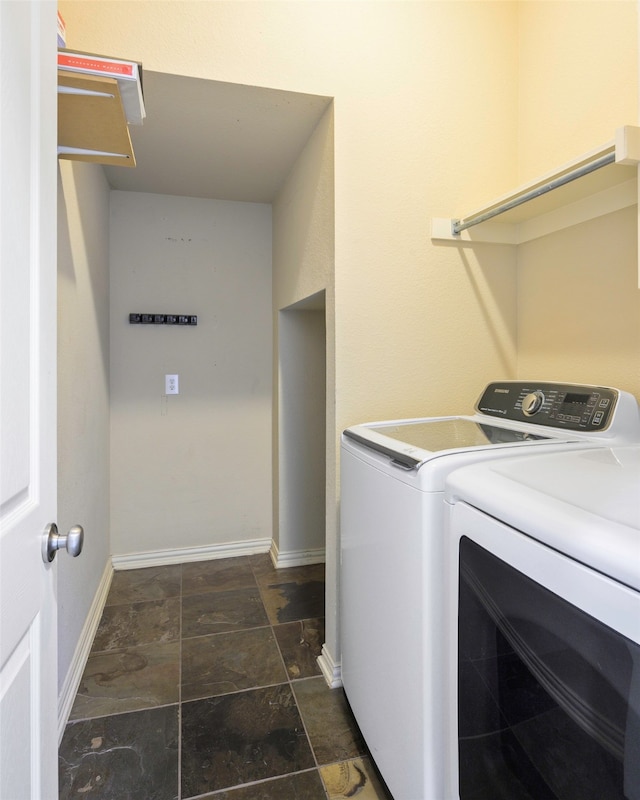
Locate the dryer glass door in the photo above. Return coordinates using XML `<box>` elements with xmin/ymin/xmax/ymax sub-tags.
<box><xmin>458</xmin><ymin>537</ymin><xmax>640</xmax><ymax>800</ymax></box>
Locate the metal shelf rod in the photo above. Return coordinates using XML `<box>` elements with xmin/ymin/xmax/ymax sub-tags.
<box><xmin>451</xmin><ymin>150</ymin><xmax>616</xmax><ymax>236</ymax></box>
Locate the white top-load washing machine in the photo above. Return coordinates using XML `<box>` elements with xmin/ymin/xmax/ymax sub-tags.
<box><xmin>340</xmin><ymin>381</ymin><xmax>640</xmax><ymax>800</ymax></box>
<box><xmin>443</xmin><ymin>445</ymin><xmax>640</xmax><ymax>800</ymax></box>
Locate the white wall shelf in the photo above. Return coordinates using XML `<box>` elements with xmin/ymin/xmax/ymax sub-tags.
<box><xmin>431</xmin><ymin>125</ymin><xmax>640</xmax><ymax>247</ymax></box>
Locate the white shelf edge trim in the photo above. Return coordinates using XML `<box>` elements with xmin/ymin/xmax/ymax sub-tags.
<box><xmin>57</xmin><ymin>85</ymin><xmax>115</xmax><ymax>98</ymax></box>
<box><xmin>431</xmin><ymin>125</ymin><xmax>640</xmax><ymax>246</ymax></box>
<box><xmin>57</xmin><ymin>145</ymin><xmax>130</xmax><ymax>159</ymax></box>
<box><xmin>431</xmin><ymin>178</ymin><xmax>637</xmax><ymax>246</ymax></box>
<box><xmin>518</xmin><ymin>178</ymin><xmax>637</xmax><ymax>243</ymax></box>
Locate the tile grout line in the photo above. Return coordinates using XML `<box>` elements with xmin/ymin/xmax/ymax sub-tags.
<box><xmin>181</xmin><ymin>557</ymin><xmax>278</xmax><ymax>800</ymax></box>
<box><xmin>249</xmin><ymin>557</ymin><xmax>332</xmax><ymax>800</ymax></box>
<box><xmin>247</xmin><ymin>559</ymin><xmax>323</xmax><ymax>796</ymax></box>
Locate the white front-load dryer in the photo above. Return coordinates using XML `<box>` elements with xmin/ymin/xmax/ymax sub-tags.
<box><xmin>443</xmin><ymin>445</ymin><xmax>640</xmax><ymax>800</ymax></box>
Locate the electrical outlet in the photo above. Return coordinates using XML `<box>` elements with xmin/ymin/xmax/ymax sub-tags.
<box><xmin>165</xmin><ymin>374</ymin><xmax>179</xmax><ymax>395</ymax></box>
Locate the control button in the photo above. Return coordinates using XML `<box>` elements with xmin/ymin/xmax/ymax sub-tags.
<box><xmin>522</xmin><ymin>391</ymin><xmax>545</xmax><ymax>416</ymax></box>
<box><xmin>593</xmin><ymin>411</ymin><xmax>604</xmax><ymax>425</ymax></box>
<box><xmin>599</xmin><ymin>398</ymin><xmax>610</xmax><ymax>407</ymax></box>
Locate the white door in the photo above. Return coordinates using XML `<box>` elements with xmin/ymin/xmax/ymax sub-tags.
<box><xmin>0</xmin><ymin>1</ymin><xmax>59</xmax><ymax>798</ymax></box>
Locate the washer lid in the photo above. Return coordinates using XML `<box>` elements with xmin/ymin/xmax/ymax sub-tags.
<box><xmin>446</xmin><ymin>445</ymin><xmax>640</xmax><ymax>589</ymax></box>
<box><xmin>368</xmin><ymin>418</ymin><xmax>551</xmax><ymax>450</ymax></box>
<box><xmin>344</xmin><ymin>418</ymin><xmax>553</xmax><ymax>469</ymax></box>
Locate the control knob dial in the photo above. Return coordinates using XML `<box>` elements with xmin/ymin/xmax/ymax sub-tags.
<box><xmin>522</xmin><ymin>390</ymin><xmax>545</xmax><ymax>417</ymax></box>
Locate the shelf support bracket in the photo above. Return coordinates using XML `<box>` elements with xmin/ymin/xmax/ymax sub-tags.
<box><xmin>615</xmin><ymin>125</ymin><xmax>640</xmax><ymax>166</ymax></box>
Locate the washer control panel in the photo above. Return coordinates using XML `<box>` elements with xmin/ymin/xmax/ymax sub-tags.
<box><xmin>476</xmin><ymin>382</ymin><xmax>620</xmax><ymax>432</ymax></box>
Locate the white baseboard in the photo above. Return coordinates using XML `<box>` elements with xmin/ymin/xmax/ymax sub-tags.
<box><xmin>317</xmin><ymin>643</ymin><xmax>342</xmax><ymax>688</ymax></box>
<box><xmin>111</xmin><ymin>537</ymin><xmax>272</xmax><ymax>571</ymax></box>
<box><xmin>269</xmin><ymin>539</ymin><xmax>325</xmax><ymax>569</ymax></box>
<box><xmin>58</xmin><ymin>559</ymin><xmax>113</xmax><ymax>742</ymax></box>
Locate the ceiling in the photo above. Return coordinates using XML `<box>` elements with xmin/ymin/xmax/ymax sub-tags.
<box><xmin>104</xmin><ymin>71</ymin><xmax>332</xmax><ymax>204</ymax></box>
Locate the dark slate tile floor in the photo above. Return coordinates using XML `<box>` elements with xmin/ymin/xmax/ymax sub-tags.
<box><xmin>59</xmin><ymin>554</ymin><xmax>393</xmax><ymax>800</ymax></box>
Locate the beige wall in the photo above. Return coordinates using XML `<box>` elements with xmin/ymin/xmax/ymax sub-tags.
<box><xmin>517</xmin><ymin>1</ymin><xmax>638</xmax><ymax>183</ymax></box>
<box><xmin>273</xmin><ymin>106</ymin><xmax>335</xmax><ymax>310</ymax></box>
<box><xmin>277</xmin><ymin>307</ymin><xmax>327</xmax><ymax>558</ymax></box>
<box><xmin>518</xmin><ymin>206</ymin><xmax>640</xmax><ymax>391</ymax></box>
<box><xmin>109</xmin><ymin>191</ymin><xmax>272</xmax><ymax>559</ymax></box>
<box><xmin>515</xmin><ymin>1</ymin><xmax>639</xmax><ymax>397</ymax></box>
<box><xmin>272</xmin><ymin>105</ymin><xmax>334</xmax><ymax>584</ymax></box>
<box><xmin>57</xmin><ymin>161</ymin><xmax>111</xmax><ymax>697</ymax></box>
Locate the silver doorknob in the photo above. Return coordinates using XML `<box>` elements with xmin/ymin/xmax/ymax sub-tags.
<box><xmin>42</xmin><ymin>523</ymin><xmax>84</xmax><ymax>563</ymax></box>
